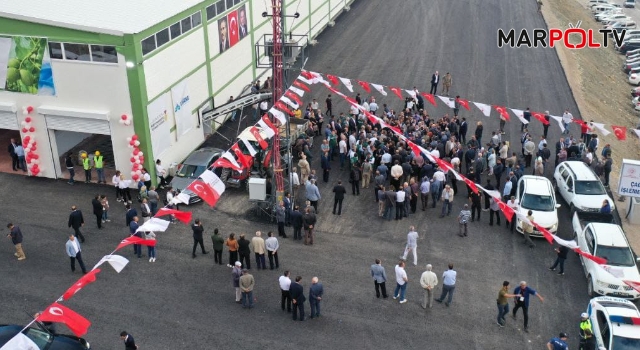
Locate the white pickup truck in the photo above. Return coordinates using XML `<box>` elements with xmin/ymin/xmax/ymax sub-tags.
<box><xmin>573</xmin><ymin>211</ymin><xmax>640</xmax><ymax>300</ymax></box>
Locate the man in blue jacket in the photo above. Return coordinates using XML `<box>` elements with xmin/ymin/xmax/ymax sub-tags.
<box><xmin>512</xmin><ymin>281</ymin><xmax>545</xmax><ymax>333</ymax></box>
<box><xmin>309</xmin><ymin>276</ymin><xmax>324</xmax><ymax>319</ymax></box>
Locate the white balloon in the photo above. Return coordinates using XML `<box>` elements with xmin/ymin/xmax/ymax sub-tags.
<box><xmin>134</xmin><ymin>140</ymin><xmax>140</xmax><ymax>146</ymax></box>
<box><xmin>138</xmin><ymin>151</ymin><xmax>144</xmax><ymax>156</ymax></box>
<box><xmin>131</xmin><ymin>171</ymin><xmax>136</xmax><ymax>177</ymax></box>
<box><xmin>136</xmin><ymin>170</ymin><xmax>142</xmax><ymax>176</ymax></box>
<box><xmin>124</xmin><ymin>120</ymin><xmax>132</xmax><ymax>126</ymax></box>
<box><xmin>126</xmin><ymin>137</ymin><xmax>132</xmax><ymax>142</ymax></box>
<box><xmin>25</xmin><ymin>147</ymin><xmax>31</xmax><ymax>152</ymax></box>
<box><xmin>21</xmin><ymin>121</ymin><xmax>27</xmax><ymax>127</ymax></box>
<box><xmin>33</xmin><ymin>159</ymin><xmax>39</xmax><ymax>165</ymax></box>
<box><xmin>135</xmin><ymin>159</ymin><xmax>141</xmax><ymax>164</ymax></box>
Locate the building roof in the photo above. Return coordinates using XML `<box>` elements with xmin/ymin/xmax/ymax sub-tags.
<box><xmin>0</xmin><ymin>0</ymin><xmax>204</xmax><ymax>36</ymax></box>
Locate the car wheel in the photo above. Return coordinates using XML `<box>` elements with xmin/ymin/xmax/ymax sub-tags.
<box><xmin>587</xmin><ymin>275</ymin><xmax>595</xmax><ymax>298</ymax></box>
<box><xmin>552</xmin><ymin>178</ymin><xmax>558</xmax><ymax>193</ymax></box>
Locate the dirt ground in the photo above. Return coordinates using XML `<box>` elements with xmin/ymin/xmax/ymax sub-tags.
<box><xmin>541</xmin><ymin>0</ymin><xmax>640</xmax><ymax>249</ymax></box>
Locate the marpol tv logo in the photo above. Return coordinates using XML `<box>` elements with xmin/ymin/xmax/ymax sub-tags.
<box><xmin>498</xmin><ymin>21</ymin><xmax>627</xmax><ymax>49</ymax></box>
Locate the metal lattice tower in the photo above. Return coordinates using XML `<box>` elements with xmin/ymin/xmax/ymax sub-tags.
<box><xmin>270</xmin><ymin>0</ymin><xmax>284</xmax><ymax>199</ymax></box>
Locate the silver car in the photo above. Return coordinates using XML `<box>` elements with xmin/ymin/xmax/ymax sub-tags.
<box><xmin>169</xmin><ymin>147</ymin><xmax>224</xmax><ymax>203</ymax></box>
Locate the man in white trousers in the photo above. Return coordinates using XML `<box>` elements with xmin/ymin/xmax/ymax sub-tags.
<box><xmin>400</xmin><ymin>226</ymin><xmax>419</xmax><ymax>266</ymax></box>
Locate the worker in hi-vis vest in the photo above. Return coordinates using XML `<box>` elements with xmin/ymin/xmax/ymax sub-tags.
<box><xmin>94</xmin><ymin>151</ymin><xmax>105</xmax><ymax>184</ymax></box>
<box><xmin>81</xmin><ymin>153</ymin><xmax>92</xmax><ymax>183</ymax></box>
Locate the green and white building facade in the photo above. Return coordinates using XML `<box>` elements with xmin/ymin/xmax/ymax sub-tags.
<box><xmin>0</xmin><ymin>0</ymin><xmax>354</xmax><ymax>182</ymax></box>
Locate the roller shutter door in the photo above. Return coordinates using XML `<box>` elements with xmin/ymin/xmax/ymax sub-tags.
<box><xmin>0</xmin><ymin>112</ymin><xmax>19</xmax><ymax>130</ymax></box>
<box><xmin>45</xmin><ymin>115</ymin><xmax>111</xmax><ymax>135</ymax></box>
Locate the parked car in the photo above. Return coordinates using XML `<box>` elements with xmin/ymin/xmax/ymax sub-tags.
<box><xmin>553</xmin><ymin>161</ymin><xmax>614</xmax><ymax>213</ymax></box>
<box><xmin>594</xmin><ymin>4</ymin><xmax>618</xmax><ymax>14</ymax></box>
<box><xmin>630</xmin><ymin>72</ymin><xmax>640</xmax><ymax>85</ymax></box>
<box><xmin>619</xmin><ymin>40</ymin><xmax>640</xmax><ymax>53</ymax></box>
<box><xmin>586</xmin><ymin>297</ymin><xmax>640</xmax><ymax>349</ymax></box>
<box><xmin>631</xmin><ymin>86</ymin><xmax>640</xmax><ymax>97</ymax></box>
<box><xmin>169</xmin><ymin>147</ymin><xmax>224</xmax><ymax>204</ymax></box>
<box><xmin>596</xmin><ymin>9</ymin><xmax>623</xmax><ymax>20</ymax></box>
<box><xmin>0</xmin><ymin>323</ymin><xmax>91</xmax><ymax>349</ymax></box>
<box><xmin>573</xmin><ymin>211</ymin><xmax>640</xmax><ymax>299</ymax></box>
<box><xmin>515</xmin><ymin>175</ymin><xmax>560</xmax><ymax>236</ymax></box>
<box><xmin>609</xmin><ymin>21</ymin><xmax>637</xmax><ymax>32</ymax></box>
<box><xmin>602</xmin><ymin>14</ymin><xmax>631</xmax><ymax>25</ymax></box>
<box><xmin>624</xmin><ymin>60</ymin><xmax>640</xmax><ymax>73</ymax></box>
<box><xmin>625</xmin><ymin>0</ymin><xmax>636</xmax><ymax>8</ymax></box>
<box><xmin>589</xmin><ymin>0</ymin><xmax>609</xmax><ymax>6</ymax></box>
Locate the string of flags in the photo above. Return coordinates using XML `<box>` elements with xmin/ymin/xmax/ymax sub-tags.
<box><xmin>298</xmin><ymin>69</ymin><xmax>640</xmax><ymax>294</ymax></box>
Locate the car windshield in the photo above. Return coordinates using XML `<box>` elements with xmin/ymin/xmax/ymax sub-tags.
<box><xmin>612</xmin><ymin>335</ymin><xmax>640</xmax><ymax>350</ymax></box>
<box><xmin>596</xmin><ymin>245</ymin><xmax>636</xmax><ymax>266</ymax></box>
<box><xmin>25</xmin><ymin>327</ymin><xmax>52</xmax><ymax>348</ymax></box>
<box><xmin>575</xmin><ymin>180</ymin><xmax>606</xmax><ymax>195</ymax></box>
<box><xmin>176</xmin><ymin>164</ymin><xmax>206</xmax><ymax>178</ymax></box>
<box><xmin>521</xmin><ymin>193</ymin><xmax>555</xmax><ymax>211</ymax></box>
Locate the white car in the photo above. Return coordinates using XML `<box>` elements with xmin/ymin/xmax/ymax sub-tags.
<box><xmin>573</xmin><ymin>212</ymin><xmax>640</xmax><ymax>300</ymax></box>
<box><xmin>516</xmin><ymin>175</ymin><xmax>560</xmax><ymax>236</ymax></box>
<box><xmin>602</xmin><ymin>14</ymin><xmax>631</xmax><ymax>25</ymax></box>
<box><xmin>553</xmin><ymin>161</ymin><xmax>615</xmax><ymax>213</ymax></box>
<box><xmin>596</xmin><ymin>9</ymin><xmax>623</xmax><ymax>20</ymax></box>
<box><xmin>630</xmin><ymin>72</ymin><xmax>640</xmax><ymax>86</ymax></box>
<box><xmin>586</xmin><ymin>297</ymin><xmax>640</xmax><ymax>349</ymax></box>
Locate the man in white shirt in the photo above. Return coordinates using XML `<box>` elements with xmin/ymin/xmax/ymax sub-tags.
<box><xmin>310</xmin><ymin>99</ymin><xmax>319</xmax><ymax>114</ymax></box>
<box><xmin>369</xmin><ymin>98</ymin><xmax>378</xmax><ymax>114</ymax></box>
<box><xmin>561</xmin><ymin>109</ymin><xmax>573</xmax><ymax>135</ymax></box>
<box><xmin>259</xmin><ymin>100</ymin><xmax>269</xmax><ymax>115</ymax></box>
<box><xmin>155</xmin><ymin>159</ymin><xmax>167</xmax><ymax>189</ymax></box>
<box><xmin>395</xmin><ymin>187</ymin><xmax>406</xmax><ymax>220</ymax></box>
<box><xmin>420</xmin><ymin>264</ymin><xmax>438</xmax><ymax>309</ymax></box>
<box><xmin>436</xmin><ymin>263</ymin><xmax>457</xmax><ymax>307</ymax></box>
<box><xmin>265</xmin><ymin>231</ymin><xmax>279</xmax><ymax>270</ymax></box>
<box><xmin>279</xmin><ymin>270</ymin><xmax>292</xmax><ymax>312</ymax></box>
<box><xmin>65</xmin><ymin>233</ymin><xmax>87</xmax><ymax>274</ymax></box>
<box><xmin>393</xmin><ymin>261</ymin><xmax>409</xmax><ymax>304</ymax></box>
<box><xmin>381</xmin><ymin>151</ymin><xmax>392</xmax><ymax>166</ymax></box>
<box><xmin>339</xmin><ymin>137</ymin><xmax>348</xmax><ymax>170</ymax></box>
<box><xmin>401</xmin><ymin>226</ymin><xmax>419</xmax><ymax>266</ymax></box>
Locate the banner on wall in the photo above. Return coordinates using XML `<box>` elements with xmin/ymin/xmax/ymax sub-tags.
<box><xmin>618</xmin><ymin>159</ymin><xmax>640</xmax><ymax>198</ymax></box>
<box><xmin>0</xmin><ymin>35</ymin><xmax>56</xmax><ymax>96</ymax></box>
<box><xmin>171</xmin><ymin>80</ymin><xmax>193</xmax><ymax>138</ymax></box>
<box><xmin>147</xmin><ymin>93</ymin><xmax>172</xmax><ymax>158</ymax></box>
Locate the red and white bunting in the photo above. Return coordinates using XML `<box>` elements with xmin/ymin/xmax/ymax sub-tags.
<box><xmin>473</xmin><ymin>102</ymin><xmax>491</xmax><ymax>117</ymax></box>
<box><xmin>288</xmin><ymin>86</ymin><xmax>305</xmax><ymax>97</ymax></box>
<box><xmin>268</xmin><ymin>107</ymin><xmax>287</xmax><ymax>125</ymax></box>
<box><xmin>358</xmin><ymin>80</ymin><xmax>372</xmax><ymax>93</ymax></box>
<box><xmin>326</xmin><ymin>74</ymin><xmax>339</xmax><ymax>86</ymax></box>
<box><xmin>389</xmin><ymin>87</ymin><xmax>403</xmax><ymax>99</ymax></box>
<box><xmin>250</xmin><ymin>126</ymin><xmax>269</xmax><ymax>150</ymax></box>
<box><xmin>532</xmin><ymin>111</ymin><xmax>549</xmax><ymax>125</ymax></box>
<box><xmin>339</xmin><ymin>77</ymin><xmax>354</xmax><ymax>92</ymax></box>
<box><xmin>371</xmin><ymin>83</ymin><xmax>387</xmax><ymax>96</ymax></box>
<box><xmin>549</xmin><ymin>115</ymin><xmax>565</xmax><ymax>132</ymax></box>
<box><xmin>240</xmin><ymin>137</ymin><xmax>257</xmax><ymax>157</ymax></box>
<box><xmin>280</xmin><ymin>96</ymin><xmax>299</xmax><ymax>110</ymax></box>
<box><xmin>510</xmin><ymin>108</ymin><xmax>529</xmax><ymax>124</ymax></box>
<box><xmin>591</xmin><ymin>122</ymin><xmax>611</xmax><ymax>136</ymax></box>
<box><xmin>258</xmin><ymin>114</ymin><xmax>277</xmax><ymax>137</ymax></box>
<box><xmin>633</xmin><ymin>129</ymin><xmax>640</xmax><ymax>139</ymax></box>
<box><xmin>437</xmin><ymin>95</ymin><xmax>455</xmax><ymax>108</ymax></box>
<box><xmin>420</xmin><ymin>92</ymin><xmax>437</xmax><ymax>106</ymax></box>
<box><xmin>405</xmin><ymin>89</ymin><xmax>417</xmax><ymax>99</ymax></box>
<box><xmin>612</xmin><ymin>125</ymin><xmax>627</xmax><ymax>140</ymax></box>
<box><xmin>293</xmin><ymin>80</ymin><xmax>310</xmax><ymax>91</ymax></box>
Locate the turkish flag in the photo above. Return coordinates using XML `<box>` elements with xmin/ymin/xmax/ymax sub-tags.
<box><xmin>116</xmin><ymin>236</ymin><xmax>157</xmax><ymax>251</ymax></box>
<box><xmin>259</xmin><ymin>114</ymin><xmax>277</xmax><ymax>136</ymax></box>
<box><xmin>493</xmin><ymin>105</ymin><xmax>510</xmax><ymax>121</ymax></box>
<box><xmin>274</xmin><ymin>101</ymin><xmax>294</xmax><ymax>116</ymax></box>
<box><xmin>326</xmin><ymin>74</ymin><xmax>339</xmax><ymax>86</ymax></box>
<box><xmin>231</xmin><ymin>143</ymin><xmax>252</xmax><ymax>169</ymax></box>
<box><xmin>293</xmin><ymin>80</ymin><xmax>310</xmax><ymax>92</ymax></box>
<box><xmin>213</xmin><ymin>157</ymin><xmax>242</xmax><ymax>171</ymax></box>
<box><xmin>284</xmin><ymin>90</ymin><xmax>302</xmax><ymax>106</ymax></box>
<box><xmin>37</xmin><ymin>303</ymin><xmax>91</xmax><ymax>337</ymax></box>
<box><xmin>532</xmin><ymin>112</ymin><xmax>549</xmax><ymax>125</ymax></box>
<box><xmin>532</xmin><ymin>222</ymin><xmax>554</xmax><ymax>244</ymax></box>
<box><xmin>188</xmin><ymin>180</ymin><xmax>222</xmax><ymax>207</ymax></box>
<box><xmin>154</xmin><ymin>208</ymin><xmax>192</xmax><ymax>223</ymax></box>
<box><xmin>358</xmin><ymin>80</ymin><xmax>371</xmax><ymax>93</ymax></box>
<box><xmin>457</xmin><ymin>98</ymin><xmax>470</xmax><ymax>111</ymax></box>
<box><xmin>389</xmin><ymin>87</ymin><xmax>403</xmax><ymax>99</ymax></box>
<box><xmin>250</xmin><ymin>126</ymin><xmax>269</xmax><ymax>149</ymax></box>
<box><xmin>612</xmin><ymin>125</ymin><xmax>627</xmax><ymax>140</ymax></box>
<box><xmin>435</xmin><ymin>158</ymin><xmax>456</xmax><ymax>173</ymax></box>
<box><xmin>461</xmin><ymin>175</ymin><xmax>479</xmax><ymax>194</ymax></box>
<box><xmin>228</xmin><ymin>10</ymin><xmax>239</xmax><ymax>47</ymax></box>
<box><xmin>407</xmin><ymin>141</ymin><xmax>424</xmax><ymax>159</ymax></box>
<box><xmin>420</xmin><ymin>92</ymin><xmax>436</xmax><ymax>106</ymax></box>
<box><xmin>497</xmin><ymin>200</ymin><xmax>515</xmax><ymax>223</ymax></box>
<box><xmin>60</xmin><ymin>269</ymin><xmax>101</xmax><ymax>301</ymax></box>
<box><xmin>380</xmin><ymin>120</ymin><xmax>401</xmax><ymax>135</ymax></box>
<box><xmin>574</xmin><ymin>248</ymin><xmax>607</xmax><ymax>265</ymax></box>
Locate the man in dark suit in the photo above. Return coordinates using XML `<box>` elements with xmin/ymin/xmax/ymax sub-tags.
<box><xmin>125</xmin><ymin>204</ymin><xmax>137</xmax><ymax>228</ymax></box>
<box><xmin>120</xmin><ymin>331</ymin><xmax>138</xmax><ymax>350</ymax></box>
<box><xmin>91</xmin><ymin>194</ymin><xmax>103</xmax><ymax>229</ymax></box>
<box><xmin>68</xmin><ymin>205</ymin><xmax>85</xmax><ymax>243</ymax></box>
<box><xmin>429</xmin><ymin>71</ymin><xmax>439</xmax><ymax>94</ymax></box>
<box><xmin>321</xmin><ymin>151</ymin><xmax>331</xmax><ymax>183</ymax></box>
<box><xmin>218</xmin><ymin>17</ymin><xmax>230</xmax><ymax>53</ymax></box>
<box><xmin>459</xmin><ymin>117</ymin><xmax>468</xmax><ymax>144</ymax></box>
<box><xmin>290</xmin><ymin>276</ymin><xmax>306</xmax><ymax>321</ymax></box>
<box><xmin>332</xmin><ymin>180</ymin><xmax>346</xmax><ymax>215</ymax></box>
<box><xmin>238</xmin><ymin>6</ymin><xmax>248</xmax><ymax>39</ymax></box>
<box><xmin>8</xmin><ymin>138</ymin><xmax>18</xmax><ymax>171</ymax></box>
<box><xmin>290</xmin><ymin>206</ymin><xmax>303</xmax><ymax>240</ymax></box>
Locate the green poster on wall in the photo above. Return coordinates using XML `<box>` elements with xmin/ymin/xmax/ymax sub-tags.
<box><xmin>0</xmin><ymin>36</ymin><xmax>56</xmax><ymax>96</ymax></box>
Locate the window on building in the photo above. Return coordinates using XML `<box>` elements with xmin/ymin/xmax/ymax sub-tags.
<box><xmin>48</xmin><ymin>42</ymin><xmax>63</xmax><ymax>59</ymax></box>
<box><xmin>234</xmin><ymin>0</ymin><xmax>241</xmax><ymax>4</ymax></box>
<box><xmin>216</xmin><ymin>0</ymin><xmax>225</xmax><ymax>14</ymax></box>
<box><xmin>191</xmin><ymin>12</ymin><xmax>202</xmax><ymax>27</ymax></box>
<box><xmin>226</xmin><ymin>0</ymin><xmax>234</xmax><ymax>9</ymax></box>
<box><xmin>142</xmin><ymin>35</ymin><xmax>156</xmax><ymax>55</ymax></box>
<box><xmin>63</xmin><ymin>43</ymin><xmax>91</xmax><ymax>61</ymax></box>
<box><xmin>90</xmin><ymin>45</ymin><xmax>118</xmax><ymax>63</ymax></box>
<box><xmin>206</xmin><ymin>4</ymin><xmax>217</xmax><ymax>20</ymax></box>
<box><xmin>170</xmin><ymin>22</ymin><xmax>182</xmax><ymax>39</ymax></box>
<box><xmin>181</xmin><ymin>17</ymin><xmax>192</xmax><ymax>32</ymax></box>
<box><xmin>155</xmin><ymin>28</ymin><xmax>170</xmax><ymax>48</ymax></box>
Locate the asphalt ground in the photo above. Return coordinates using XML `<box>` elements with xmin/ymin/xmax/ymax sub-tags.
<box><xmin>0</xmin><ymin>0</ymin><xmax>606</xmax><ymax>349</ymax></box>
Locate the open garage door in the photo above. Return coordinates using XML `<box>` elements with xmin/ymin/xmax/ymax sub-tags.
<box><xmin>0</xmin><ymin>112</ymin><xmax>19</xmax><ymax>130</ymax></box>
<box><xmin>45</xmin><ymin>115</ymin><xmax>110</xmax><ymax>135</ymax></box>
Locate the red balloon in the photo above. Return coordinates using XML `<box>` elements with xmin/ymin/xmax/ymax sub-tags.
<box><xmin>26</xmin><ymin>106</ymin><xmax>33</xmax><ymax>113</ymax></box>
<box><xmin>33</xmin><ymin>154</ymin><xmax>39</xmax><ymax>160</ymax></box>
<box><xmin>129</xmin><ymin>140</ymin><xmax>135</xmax><ymax>146</ymax></box>
<box><xmin>31</xmin><ymin>141</ymin><xmax>36</xmax><ymax>146</ymax></box>
<box><xmin>32</xmin><ymin>164</ymin><xmax>39</xmax><ymax>169</ymax></box>
<box><xmin>139</xmin><ymin>156</ymin><xmax>144</xmax><ymax>162</ymax></box>
<box><xmin>21</xmin><ymin>128</ymin><xmax>28</xmax><ymax>133</ymax></box>
<box><xmin>31</xmin><ymin>146</ymin><xmax>36</xmax><ymax>151</ymax></box>
<box><xmin>25</xmin><ymin>117</ymin><xmax>32</xmax><ymax>123</ymax></box>
<box><xmin>24</xmin><ymin>135</ymin><xmax>30</xmax><ymax>141</ymax></box>
<box><xmin>133</xmin><ymin>149</ymin><xmax>139</xmax><ymax>155</ymax></box>
<box><xmin>130</xmin><ymin>157</ymin><xmax>136</xmax><ymax>162</ymax></box>
<box><xmin>132</xmin><ymin>174</ymin><xmax>140</xmax><ymax>181</ymax></box>
<box><xmin>132</xmin><ymin>135</ymin><xmax>138</xmax><ymax>140</ymax></box>
<box><xmin>29</xmin><ymin>127</ymin><xmax>35</xmax><ymax>132</ymax></box>
<box><xmin>121</xmin><ymin>114</ymin><xmax>127</xmax><ymax>120</ymax></box>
